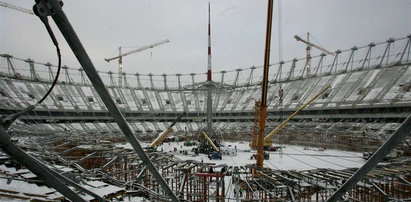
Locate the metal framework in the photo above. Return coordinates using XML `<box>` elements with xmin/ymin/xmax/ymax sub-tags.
<box><xmin>1</xmin><ymin>37</ymin><xmax>410</xmax><ymax>137</ymax></box>
<box><xmin>3</xmin><ymin>132</ymin><xmax>410</xmax><ymax>201</ymax></box>
<box><xmin>0</xmin><ymin>1</ymin><xmax>411</xmax><ymax>200</ymax></box>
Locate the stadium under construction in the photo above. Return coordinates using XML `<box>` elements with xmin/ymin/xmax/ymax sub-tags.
<box><xmin>0</xmin><ymin>0</ymin><xmax>411</xmax><ymax>201</ymax></box>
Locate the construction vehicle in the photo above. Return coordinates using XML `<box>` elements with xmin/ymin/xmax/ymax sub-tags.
<box><xmin>262</xmin><ymin>85</ymin><xmax>331</xmax><ymax>147</ymax></box>
<box><xmin>105</xmin><ymin>39</ymin><xmax>170</xmax><ymax>87</ymax></box>
<box><xmin>254</xmin><ymin>0</ymin><xmax>274</xmax><ymax>169</ymax></box>
<box><xmin>150</xmin><ymin>112</ymin><xmax>186</xmax><ymax>148</ymax></box>
<box><xmin>208</xmin><ymin>151</ymin><xmax>222</xmax><ymax>160</ymax></box>
<box><xmin>196</xmin><ymin>131</ymin><xmax>220</xmax><ymax>154</ymax></box>
<box><xmin>199</xmin><ymin>131</ymin><xmax>220</xmax><ymax>153</ymax></box>
<box><xmin>184</xmin><ymin>141</ymin><xmax>197</xmax><ymax>146</ymax></box>
<box><xmin>265</xmin><ymin>146</ymin><xmax>280</xmax><ymax>151</ymax></box>
<box><xmin>250</xmin><ymin>100</ymin><xmax>278</xmax><ymax>151</ymax></box>
<box><xmin>251</xmin><ymin>151</ymin><xmax>269</xmax><ymax>160</ymax></box>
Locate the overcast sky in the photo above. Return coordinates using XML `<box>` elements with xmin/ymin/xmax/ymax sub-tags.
<box><xmin>1</xmin><ymin>0</ymin><xmax>411</xmax><ymax>76</ymax></box>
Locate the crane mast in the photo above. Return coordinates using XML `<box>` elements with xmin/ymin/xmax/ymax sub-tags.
<box><xmin>105</xmin><ymin>39</ymin><xmax>170</xmax><ymax>87</ymax></box>
<box><xmin>256</xmin><ymin>0</ymin><xmax>274</xmax><ymax>169</ymax></box>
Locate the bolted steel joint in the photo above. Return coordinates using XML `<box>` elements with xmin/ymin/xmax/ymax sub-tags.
<box><xmin>33</xmin><ymin>0</ymin><xmax>64</xmax><ymax>17</ymax></box>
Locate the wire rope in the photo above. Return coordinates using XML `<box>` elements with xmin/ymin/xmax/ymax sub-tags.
<box><xmin>1</xmin><ymin>20</ymin><xmax>62</xmax><ymax>138</ymax></box>
<box><xmin>283</xmin><ymin>152</ymin><xmax>319</xmax><ymax>169</ymax></box>
<box><xmin>277</xmin><ymin>0</ymin><xmax>283</xmax><ymax>62</ymax></box>
<box><xmin>287</xmin><ymin>145</ymin><xmax>349</xmax><ymax>169</ymax></box>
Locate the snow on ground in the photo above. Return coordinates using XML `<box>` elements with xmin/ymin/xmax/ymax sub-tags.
<box><xmin>117</xmin><ymin>141</ymin><xmax>365</xmax><ymax>170</ymax></box>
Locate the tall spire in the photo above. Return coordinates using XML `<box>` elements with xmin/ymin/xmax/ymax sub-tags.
<box><xmin>207</xmin><ymin>2</ymin><xmax>212</xmax><ymax>82</ymax></box>
<box><xmin>206</xmin><ymin>2</ymin><xmax>213</xmax><ymax>136</ymax></box>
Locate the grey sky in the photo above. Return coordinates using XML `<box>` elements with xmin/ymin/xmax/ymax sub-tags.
<box><xmin>1</xmin><ymin>0</ymin><xmax>410</xmax><ymax>76</ymax></box>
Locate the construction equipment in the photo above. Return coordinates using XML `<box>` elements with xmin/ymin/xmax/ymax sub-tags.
<box><xmin>295</xmin><ymin>33</ymin><xmax>334</xmax><ymax>76</ymax></box>
<box><xmin>208</xmin><ymin>151</ymin><xmax>222</xmax><ymax>160</ymax></box>
<box><xmin>255</xmin><ymin>0</ymin><xmax>274</xmax><ymax>168</ymax></box>
<box><xmin>262</xmin><ymin>85</ymin><xmax>331</xmax><ymax>147</ymax></box>
<box><xmin>0</xmin><ymin>1</ymin><xmax>34</xmax><ymax>15</ymax></box>
<box><xmin>294</xmin><ymin>34</ymin><xmax>334</xmax><ymax>55</ymax></box>
<box><xmin>104</xmin><ymin>39</ymin><xmax>170</xmax><ymax>87</ymax></box>
<box><xmin>250</xmin><ymin>100</ymin><xmax>260</xmax><ymax>148</ymax></box>
<box><xmin>150</xmin><ymin>111</ymin><xmax>186</xmax><ymax>148</ymax></box>
<box><xmin>251</xmin><ymin>151</ymin><xmax>269</xmax><ymax>160</ymax></box>
<box><xmin>200</xmin><ymin>131</ymin><xmax>219</xmax><ymax>152</ymax></box>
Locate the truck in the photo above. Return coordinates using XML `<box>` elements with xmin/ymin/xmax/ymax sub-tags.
<box><xmin>264</xmin><ymin>145</ymin><xmax>280</xmax><ymax>151</ymax></box>
<box><xmin>208</xmin><ymin>151</ymin><xmax>222</xmax><ymax>160</ymax></box>
<box><xmin>251</xmin><ymin>152</ymin><xmax>269</xmax><ymax>160</ymax></box>
<box><xmin>184</xmin><ymin>141</ymin><xmax>197</xmax><ymax>146</ymax></box>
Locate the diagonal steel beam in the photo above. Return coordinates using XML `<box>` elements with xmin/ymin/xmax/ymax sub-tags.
<box><xmin>101</xmin><ymin>156</ymin><xmax>119</xmax><ymax>170</ymax></box>
<box><xmin>371</xmin><ymin>182</ymin><xmax>388</xmax><ymax>200</ymax></box>
<box><xmin>76</xmin><ymin>151</ymin><xmax>98</xmax><ymax>164</ymax></box>
<box><xmin>327</xmin><ymin>114</ymin><xmax>411</xmax><ymax>201</ymax></box>
<box><xmin>135</xmin><ymin>166</ymin><xmax>148</xmax><ymax>182</ymax></box>
<box><xmin>32</xmin><ymin>1</ymin><xmax>179</xmax><ymax>201</ymax></box>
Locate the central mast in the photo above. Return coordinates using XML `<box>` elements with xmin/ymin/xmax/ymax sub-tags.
<box><xmin>206</xmin><ymin>2</ymin><xmax>213</xmax><ymax>136</ymax></box>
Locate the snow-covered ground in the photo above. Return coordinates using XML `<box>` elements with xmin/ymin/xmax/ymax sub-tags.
<box><xmin>117</xmin><ymin>141</ymin><xmax>365</xmax><ymax>170</ymax></box>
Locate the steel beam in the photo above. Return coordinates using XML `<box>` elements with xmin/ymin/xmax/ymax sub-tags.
<box><xmin>327</xmin><ymin>114</ymin><xmax>411</xmax><ymax>201</ymax></box>
<box><xmin>371</xmin><ymin>182</ymin><xmax>388</xmax><ymax>200</ymax></box>
<box><xmin>34</xmin><ymin>1</ymin><xmax>179</xmax><ymax>200</ymax></box>
<box><xmin>0</xmin><ymin>125</ymin><xmax>87</xmax><ymax>201</ymax></box>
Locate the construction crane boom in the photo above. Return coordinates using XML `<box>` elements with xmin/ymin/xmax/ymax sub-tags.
<box><xmin>201</xmin><ymin>131</ymin><xmax>219</xmax><ymax>152</ymax></box>
<box><xmin>294</xmin><ymin>35</ymin><xmax>335</xmax><ymax>56</ymax></box>
<box><xmin>0</xmin><ymin>1</ymin><xmax>34</xmax><ymax>15</ymax></box>
<box><xmin>263</xmin><ymin>85</ymin><xmax>331</xmax><ymax>145</ymax></box>
<box><xmin>255</xmin><ymin>0</ymin><xmax>274</xmax><ymax>169</ymax></box>
<box><xmin>150</xmin><ymin>111</ymin><xmax>186</xmax><ymax>148</ymax></box>
<box><xmin>104</xmin><ymin>39</ymin><xmax>169</xmax><ymax>87</ymax></box>
<box><xmin>104</xmin><ymin>39</ymin><xmax>170</xmax><ymax>62</ymax></box>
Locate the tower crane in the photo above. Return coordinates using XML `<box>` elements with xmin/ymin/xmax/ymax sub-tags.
<box><xmin>294</xmin><ymin>33</ymin><xmax>334</xmax><ymax>76</ymax></box>
<box><xmin>104</xmin><ymin>39</ymin><xmax>170</xmax><ymax>87</ymax></box>
<box><xmin>0</xmin><ymin>1</ymin><xmax>34</xmax><ymax>15</ymax></box>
